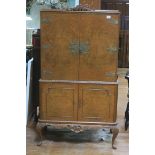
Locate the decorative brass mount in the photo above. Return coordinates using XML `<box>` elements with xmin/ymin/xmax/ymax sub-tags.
<box><xmin>105</xmin><ymin>72</ymin><xmax>117</xmax><ymax>77</ymax></box>
<box><xmin>69</xmin><ymin>42</ymin><xmax>118</xmax><ymax>54</ymax></box>
<box><xmin>106</xmin><ymin>16</ymin><xmax>119</xmax><ymax>25</ymax></box>
<box><xmin>69</xmin><ymin>42</ymin><xmax>89</xmax><ymax>54</ymax></box>
<box><xmin>107</xmin><ymin>47</ymin><xmax>118</xmax><ymax>53</ymax></box>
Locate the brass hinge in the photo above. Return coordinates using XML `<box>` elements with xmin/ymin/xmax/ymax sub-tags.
<box><xmin>106</xmin><ymin>16</ymin><xmax>119</xmax><ymax>25</ymax></box>
<box><xmin>109</xmin><ymin>18</ymin><xmax>119</xmax><ymax>25</ymax></box>
<box><xmin>42</xmin><ymin>44</ymin><xmax>49</xmax><ymax>49</ymax></box>
<box><xmin>43</xmin><ymin>71</ymin><xmax>53</xmax><ymax>76</ymax></box>
<box><xmin>107</xmin><ymin>47</ymin><xmax>118</xmax><ymax>53</ymax></box>
<box><xmin>41</xmin><ymin>18</ymin><xmax>50</xmax><ymax>24</ymax></box>
<box><xmin>105</xmin><ymin>72</ymin><xmax>117</xmax><ymax>77</ymax></box>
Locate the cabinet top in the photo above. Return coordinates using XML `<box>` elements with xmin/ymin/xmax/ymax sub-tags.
<box><xmin>40</xmin><ymin>9</ymin><xmax>120</xmax><ymax>14</ymax></box>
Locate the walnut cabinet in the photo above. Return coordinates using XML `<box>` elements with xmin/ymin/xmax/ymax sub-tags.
<box><xmin>38</xmin><ymin>10</ymin><xmax>120</xmax><ymax>149</ymax></box>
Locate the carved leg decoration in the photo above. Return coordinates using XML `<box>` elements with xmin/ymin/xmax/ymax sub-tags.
<box><xmin>110</xmin><ymin>128</ymin><xmax>119</xmax><ymax>149</ymax></box>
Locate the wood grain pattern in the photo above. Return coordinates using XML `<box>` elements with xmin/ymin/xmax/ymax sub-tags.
<box><xmin>39</xmin><ymin>81</ymin><xmax>118</xmax><ymax>124</ymax></box>
<box><xmin>39</xmin><ymin>82</ymin><xmax>78</xmax><ymax>121</ymax></box>
<box><xmin>40</xmin><ymin>11</ymin><xmax>120</xmax><ymax>81</ymax></box>
<box><xmin>78</xmin><ymin>84</ymin><xmax>117</xmax><ymax>122</ymax></box>
<box><xmin>79</xmin><ymin>13</ymin><xmax>120</xmax><ymax>81</ymax></box>
<box><xmin>39</xmin><ymin>10</ymin><xmax>120</xmax><ymax>133</ymax></box>
<box><xmin>41</xmin><ymin>12</ymin><xmax>80</xmax><ymax>80</ymax></box>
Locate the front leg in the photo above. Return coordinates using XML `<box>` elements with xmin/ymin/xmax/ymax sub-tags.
<box><xmin>35</xmin><ymin>123</ymin><xmax>46</xmax><ymax>146</ymax></box>
<box><xmin>110</xmin><ymin>127</ymin><xmax>119</xmax><ymax>149</ymax></box>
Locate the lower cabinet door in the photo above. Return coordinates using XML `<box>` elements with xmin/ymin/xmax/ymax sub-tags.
<box><xmin>78</xmin><ymin>84</ymin><xmax>118</xmax><ymax>123</ymax></box>
<box><xmin>40</xmin><ymin>82</ymin><xmax>118</xmax><ymax>123</ymax></box>
<box><xmin>39</xmin><ymin>82</ymin><xmax>78</xmax><ymax>121</ymax></box>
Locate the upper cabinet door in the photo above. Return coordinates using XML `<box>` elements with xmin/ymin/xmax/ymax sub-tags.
<box><xmin>79</xmin><ymin>12</ymin><xmax>120</xmax><ymax>81</ymax></box>
<box><xmin>40</xmin><ymin>11</ymin><xmax>80</xmax><ymax>80</ymax></box>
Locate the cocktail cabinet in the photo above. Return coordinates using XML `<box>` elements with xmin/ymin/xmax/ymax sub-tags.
<box><xmin>36</xmin><ymin>10</ymin><xmax>120</xmax><ymax>149</ymax></box>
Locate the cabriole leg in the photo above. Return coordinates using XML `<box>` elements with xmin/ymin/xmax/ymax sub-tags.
<box><xmin>110</xmin><ymin>127</ymin><xmax>119</xmax><ymax>149</ymax></box>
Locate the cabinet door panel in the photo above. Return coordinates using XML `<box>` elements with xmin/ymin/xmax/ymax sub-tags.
<box><xmin>41</xmin><ymin>12</ymin><xmax>80</xmax><ymax>80</ymax></box>
<box><xmin>78</xmin><ymin>84</ymin><xmax>118</xmax><ymax>123</ymax></box>
<box><xmin>39</xmin><ymin>82</ymin><xmax>78</xmax><ymax>121</ymax></box>
<box><xmin>79</xmin><ymin>13</ymin><xmax>120</xmax><ymax>81</ymax></box>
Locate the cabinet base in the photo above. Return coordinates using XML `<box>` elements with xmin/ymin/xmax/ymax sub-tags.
<box><xmin>34</xmin><ymin>120</ymin><xmax>119</xmax><ymax>149</ymax></box>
